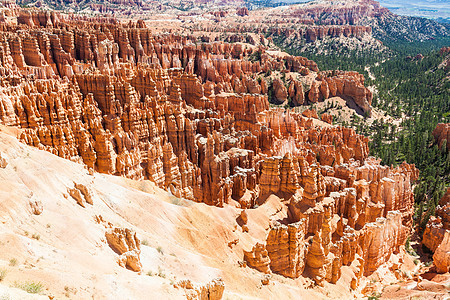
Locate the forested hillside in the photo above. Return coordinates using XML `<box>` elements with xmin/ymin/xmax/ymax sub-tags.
<box><xmin>277</xmin><ymin>37</ymin><xmax>450</xmax><ymax>232</ymax></box>
<box><xmin>367</xmin><ymin>49</ymin><xmax>450</xmax><ymax>231</ymax></box>
<box><xmin>348</xmin><ymin>50</ymin><xmax>448</xmax><ymax>231</ymax></box>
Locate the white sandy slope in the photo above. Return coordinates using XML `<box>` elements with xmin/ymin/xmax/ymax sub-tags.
<box><xmin>0</xmin><ymin>125</ymin><xmax>428</xmax><ymax>300</ymax></box>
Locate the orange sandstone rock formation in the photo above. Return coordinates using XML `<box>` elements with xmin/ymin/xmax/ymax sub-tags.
<box><xmin>105</xmin><ymin>227</ymin><xmax>142</xmax><ymax>272</ymax></box>
<box><xmin>246</xmin><ymin>158</ymin><xmax>418</xmax><ymax>285</ymax></box>
<box><xmin>423</xmin><ymin>187</ymin><xmax>450</xmax><ymax>273</ymax></box>
<box><xmin>0</xmin><ymin>9</ymin><xmax>420</xmax><ymax>290</ymax></box>
<box><xmin>432</xmin><ymin>123</ymin><xmax>450</xmax><ymax>151</ymax></box>
<box><xmin>174</xmin><ymin>278</ymin><xmax>225</xmax><ymax>300</ymax></box>
<box><xmin>0</xmin><ymin>10</ymin><xmax>374</xmax><ymax>206</ymax></box>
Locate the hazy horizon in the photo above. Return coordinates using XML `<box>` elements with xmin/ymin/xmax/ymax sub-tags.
<box><xmin>379</xmin><ymin>0</ymin><xmax>450</xmax><ymax>22</ymax></box>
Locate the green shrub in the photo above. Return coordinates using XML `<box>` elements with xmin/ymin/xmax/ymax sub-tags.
<box><xmin>157</xmin><ymin>266</ymin><xmax>166</xmax><ymax>278</ymax></box>
<box><xmin>368</xmin><ymin>292</ymin><xmax>381</xmax><ymax>300</ymax></box>
<box><xmin>0</xmin><ymin>293</ymin><xmax>11</xmax><ymax>300</ymax></box>
<box><xmin>0</xmin><ymin>268</ymin><xmax>6</xmax><ymax>281</ymax></box>
<box><xmin>15</xmin><ymin>281</ymin><xmax>43</xmax><ymax>294</ymax></box>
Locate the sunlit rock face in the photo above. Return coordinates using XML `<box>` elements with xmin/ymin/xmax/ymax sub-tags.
<box><xmin>0</xmin><ymin>8</ymin><xmax>421</xmax><ymax>290</ymax></box>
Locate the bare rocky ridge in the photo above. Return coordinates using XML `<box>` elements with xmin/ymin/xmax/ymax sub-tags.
<box><xmin>263</xmin><ymin>0</ymin><xmax>450</xmax><ymax>42</ymax></box>
<box><xmin>269</xmin><ymin>0</ymin><xmax>390</xmax><ymax>25</ymax></box>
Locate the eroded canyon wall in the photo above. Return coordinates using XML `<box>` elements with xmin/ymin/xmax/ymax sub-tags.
<box><xmin>0</xmin><ymin>9</ymin><xmax>419</xmax><ymax>289</ymax></box>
